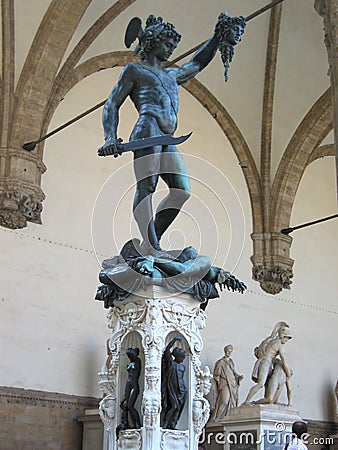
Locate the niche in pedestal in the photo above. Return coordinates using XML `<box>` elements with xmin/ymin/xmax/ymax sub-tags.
<box><xmin>161</xmin><ymin>331</ymin><xmax>191</xmax><ymax>432</ymax></box>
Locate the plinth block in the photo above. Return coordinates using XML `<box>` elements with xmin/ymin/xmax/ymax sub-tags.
<box><xmin>204</xmin><ymin>404</ymin><xmax>302</xmax><ymax>450</ymax></box>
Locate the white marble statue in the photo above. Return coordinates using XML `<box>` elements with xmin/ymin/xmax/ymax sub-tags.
<box><xmin>209</xmin><ymin>344</ymin><xmax>243</xmax><ymax>421</ymax></box>
<box><xmin>257</xmin><ymin>357</ymin><xmax>293</xmax><ymax>405</ymax></box>
<box><xmin>244</xmin><ymin>321</ymin><xmax>292</xmax><ymax>404</ymax></box>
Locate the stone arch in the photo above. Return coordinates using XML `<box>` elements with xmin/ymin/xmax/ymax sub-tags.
<box><xmin>271</xmin><ymin>88</ymin><xmax>333</xmax><ymax>231</ymax></box>
<box><xmin>11</xmin><ymin>0</ymin><xmax>92</xmax><ymax>146</ymax></box>
<box><xmin>307</xmin><ymin>143</ymin><xmax>335</xmax><ymax>165</ymax></box>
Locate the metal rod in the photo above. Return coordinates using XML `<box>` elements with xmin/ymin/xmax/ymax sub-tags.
<box><xmin>245</xmin><ymin>0</ymin><xmax>285</xmax><ymax>21</ymax></box>
<box><xmin>22</xmin><ymin>0</ymin><xmax>287</xmax><ymax>151</ymax></box>
<box><xmin>281</xmin><ymin>214</ymin><xmax>338</xmax><ymax>235</ymax></box>
<box><xmin>22</xmin><ymin>99</ymin><xmax>107</xmax><ymax>151</ymax></box>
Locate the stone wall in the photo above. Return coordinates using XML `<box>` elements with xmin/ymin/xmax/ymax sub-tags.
<box><xmin>0</xmin><ymin>386</ymin><xmax>100</xmax><ymax>450</ymax></box>
<box><xmin>306</xmin><ymin>419</ymin><xmax>338</xmax><ymax>450</ymax></box>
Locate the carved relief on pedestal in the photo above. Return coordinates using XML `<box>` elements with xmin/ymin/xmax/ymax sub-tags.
<box><xmin>99</xmin><ymin>394</ymin><xmax>117</xmax><ymax>434</ymax></box>
<box><xmin>160</xmin><ymin>430</ymin><xmax>189</xmax><ymax>449</ymax></box>
<box><xmin>117</xmin><ymin>429</ymin><xmax>142</xmax><ymax>450</ymax></box>
<box><xmin>192</xmin><ymin>365</ymin><xmax>212</xmax><ymax>436</ymax></box>
<box><xmin>98</xmin><ymin>338</ymin><xmax>121</xmax><ymax>431</ymax></box>
<box><xmin>142</xmin><ymin>341</ymin><xmax>162</xmax><ymax>429</ymax></box>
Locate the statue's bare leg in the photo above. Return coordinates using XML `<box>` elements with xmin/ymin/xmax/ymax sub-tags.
<box><xmin>245</xmin><ymin>382</ymin><xmax>264</xmax><ymax>404</ymax></box>
<box><xmin>244</xmin><ymin>361</ymin><xmax>270</xmax><ymax>404</ymax></box>
<box><xmin>133</xmin><ymin>146</ymin><xmax>161</xmax><ymax>250</ymax></box>
<box><xmin>154</xmin><ymin>145</ymin><xmax>190</xmax><ymax>243</ymax></box>
<box><xmin>128</xmin><ymin>388</ymin><xmax>141</xmax><ymax>428</ymax></box>
<box><xmin>272</xmin><ymin>384</ymin><xmax>283</xmax><ymax>404</ymax></box>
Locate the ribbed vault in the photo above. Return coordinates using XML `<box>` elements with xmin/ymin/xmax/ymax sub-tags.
<box><xmin>0</xmin><ymin>0</ymin><xmax>335</xmax><ymax>293</ymax></box>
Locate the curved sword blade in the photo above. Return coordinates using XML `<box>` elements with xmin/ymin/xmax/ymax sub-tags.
<box><xmin>119</xmin><ymin>132</ymin><xmax>192</xmax><ymax>153</ymax></box>
<box><xmin>98</xmin><ymin>132</ymin><xmax>192</xmax><ymax>157</ymax></box>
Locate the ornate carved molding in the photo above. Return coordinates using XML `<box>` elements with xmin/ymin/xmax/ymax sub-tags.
<box><xmin>251</xmin><ymin>232</ymin><xmax>294</xmax><ymax>294</ymax></box>
<box><xmin>160</xmin><ymin>430</ymin><xmax>189</xmax><ymax>449</ymax></box>
<box><xmin>0</xmin><ymin>180</ymin><xmax>45</xmax><ymax>228</ymax></box>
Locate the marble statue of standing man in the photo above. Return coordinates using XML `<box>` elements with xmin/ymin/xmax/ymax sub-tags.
<box><xmin>210</xmin><ymin>344</ymin><xmax>243</xmax><ymax>421</ymax></box>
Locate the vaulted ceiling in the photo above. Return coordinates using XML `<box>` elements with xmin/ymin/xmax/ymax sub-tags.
<box><xmin>0</xmin><ymin>0</ymin><xmax>336</xmax><ymax>293</ymax></box>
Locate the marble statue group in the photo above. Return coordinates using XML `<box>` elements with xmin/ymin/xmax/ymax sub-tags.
<box><xmin>209</xmin><ymin>321</ymin><xmax>293</xmax><ymax>422</ymax></box>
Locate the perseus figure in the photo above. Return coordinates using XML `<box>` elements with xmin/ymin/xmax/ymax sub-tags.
<box><xmin>99</xmin><ymin>13</ymin><xmax>245</xmax><ymax>256</ymax></box>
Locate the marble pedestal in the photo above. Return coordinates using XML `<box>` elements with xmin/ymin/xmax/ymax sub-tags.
<box><xmin>98</xmin><ymin>286</ymin><xmax>211</xmax><ymax>450</ymax></box>
<box><xmin>204</xmin><ymin>404</ymin><xmax>302</xmax><ymax>450</ymax></box>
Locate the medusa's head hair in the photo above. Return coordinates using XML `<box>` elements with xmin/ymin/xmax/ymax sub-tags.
<box><xmin>214</xmin><ymin>13</ymin><xmax>246</xmax><ymax>82</ymax></box>
<box><xmin>215</xmin><ymin>13</ymin><xmax>246</xmax><ymax>41</ymax></box>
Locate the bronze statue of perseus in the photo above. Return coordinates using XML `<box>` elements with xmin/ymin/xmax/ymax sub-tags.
<box><xmin>98</xmin><ymin>13</ymin><xmax>246</xmax><ymax>256</ymax></box>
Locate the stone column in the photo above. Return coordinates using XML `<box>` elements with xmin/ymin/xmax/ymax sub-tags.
<box><xmin>315</xmin><ymin>0</ymin><xmax>338</xmax><ymax>194</ymax></box>
<box><xmin>98</xmin><ymin>286</ymin><xmax>211</xmax><ymax>450</ymax></box>
<box><xmin>0</xmin><ymin>148</ymin><xmax>46</xmax><ymax>228</ymax></box>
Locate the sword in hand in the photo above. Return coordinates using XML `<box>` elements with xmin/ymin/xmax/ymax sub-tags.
<box><xmin>97</xmin><ymin>133</ymin><xmax>192</xmax><ymax>157</ymax></box>
<box><xmin>98</xmin><ymin>138</ymin><xmax>124</xmax><ymax>157</ymax></box>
